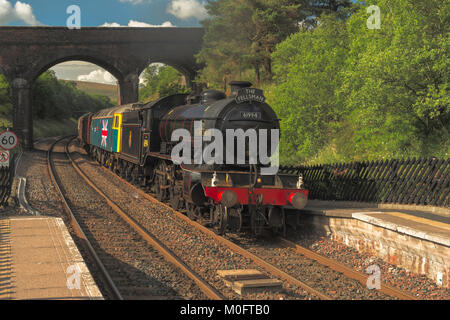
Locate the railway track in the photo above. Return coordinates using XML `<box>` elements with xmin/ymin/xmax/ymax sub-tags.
<box><xmin>48</xmin><ymin>136</ymin><xmax>220</xmax><ymax>300</ymax></box>
<box><xmin>47</xmin><ymin>136</ymin><xmax>122</xmax><ymax>300</ymax></box>
<box><xmin>69</xmin><ymin>140</ymin><xmax>338</xmax><ymax>299</ymax></box>
<box><xmin>277</xmin><ymin>238</ymin><xmax>417</xmax><ymax>300</ymax></box>
<box><xmin>67</xmin><ymin>137</ymin><xmax>418</xmax><ymax>300</ymax></box>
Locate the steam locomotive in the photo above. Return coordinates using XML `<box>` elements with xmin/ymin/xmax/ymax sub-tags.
<box><xmin>78</xmin><ymin>81</ymin><xmax>308</xmax><ymax>235</ymax></box>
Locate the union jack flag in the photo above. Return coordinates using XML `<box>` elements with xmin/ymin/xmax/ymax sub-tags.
<box><xmin>101</xmin><ymin>120</ymin><xmax>108</xmax><ymax>147</ymax></box>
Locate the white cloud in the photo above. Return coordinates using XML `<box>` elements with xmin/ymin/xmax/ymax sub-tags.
<box><xmin>78</xmin><ymin>69</ymin><xmax>117</xmax><ymax>85</ymax></box>
<box><xmin>167</xmin><ymin>0</ymin><xmax>208</xmax><ymax>20</ymax></box>
<box><xmin>119</xmin><ymin>0</ymin><xmax>145</xmax><ymax>4</ymax></box>
<box><xmin>100</xmin><ymin>22</ymin><xmax>121</xmax><ymax>27</ymax></box>
<box><xmin>0</xmin><ymin>0</ymin><xmax>40</xmax><ymax>26</ymax></box>
<box><xmin>100</xmin><ymin>20</ymin><xmax>175</xmax><ymax>27</ymax></box>
<box><xmin>128</xmin><ymin>20</ymin><xmax>174</xmax><ymax>27</ymax></box>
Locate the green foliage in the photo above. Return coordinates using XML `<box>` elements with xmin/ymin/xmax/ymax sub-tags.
<box><xmin>0</xmin><ymin>71</ymin><xmax>113</xmax><ymax>135</ymax></box>
<box><xmin>271</xmin><ymin>0</ymin><xmax>449</xmax><ymax>164</ymax></box>
<box><xmin>340</xmin><ymin>0</ymin><xmax>449</xmax><ymax>160</ymax></box>
<box><xmin>0</xmin><ymin>74</ymin><xmax>12</xmax><ymax>128</ymax></box>
<box><xmin>32</xmin><ymin>70</ymin><xmax>113</xmax><ymax>120</ymax></box>
<box><xmin>272</xmin><ymin>15</ymin><xmax>350</xmax><ymax>164</ymax></box>
<box><xmin>197</xmin><ymin>0</ymin><xmax>353</xmax><ymax>88</ymax></box>
<box><xmin>33</xmin><ymin>117</ymin><xmax>78</xmax><ymax>140</ymax></box>
<box><xmin>139</xmin><ymin>65</ymin><xmax>190</xmax><ymax>101</ymax></box>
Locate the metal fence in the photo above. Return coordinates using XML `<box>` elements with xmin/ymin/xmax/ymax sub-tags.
<box><xmin>280</xmin><ymin>158</ymin><xmax>449</xmax><ymax>207</ymax></box>
<box><xmin>0</xmin><ymin>152</ymin><xmax>16</xmax><ymax>207</ymax></box>
<box><xmin>0</xmin><ymin>165</ymin><xmax>12</xmax><ymax>206</ymax></box>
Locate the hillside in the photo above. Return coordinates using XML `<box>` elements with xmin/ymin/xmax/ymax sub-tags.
<box><xmin>64</xmin><ymin>80</ymin><xmax>118</xmax><ymax>104</ymax></box>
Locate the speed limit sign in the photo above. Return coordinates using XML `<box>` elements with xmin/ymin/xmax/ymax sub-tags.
<box><xmin>0</xmin><ymin>130</ymin><xmax>18</xmax><ymax>150</ymax></box>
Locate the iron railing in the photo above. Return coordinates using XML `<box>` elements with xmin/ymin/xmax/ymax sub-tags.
<box><xmin>280</xmin><ymin>158</ymin><xmax>449</xmax><ymax>207</ymax></box>
<box><xmin>0</xmin><ymin>151</ymin><xmax>16</xmax><ymax>207</ymax></box>
<box><xmin>0</xmin><ymin>164</ymin><xmax>13</xmax><ymax>206</ymax></box>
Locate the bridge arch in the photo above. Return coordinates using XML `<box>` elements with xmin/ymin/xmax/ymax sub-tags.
<box><xmin>31</xmin><ymin>54</ymin><xmax>124</xmax><ymax>84</ymax></box>
<box><xmin>0</xmin><ymin>26</ymin><xmax>204</xmax><ymax>149</ymax></box>
<box><xmin>27</xmin><ymin>55</ymin><xmax>125</xmax><ymax>149</ymax></box>
<box><xmin>137</xmin><ymin>58</ymin><xmax>200</xmax><ymax>95</ymax></box>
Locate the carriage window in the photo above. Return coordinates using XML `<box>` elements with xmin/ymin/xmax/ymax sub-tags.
<box><xmin>113</xmin><ymin>115</ymin><xmax>119</xmax><ymax>128</ymax></box>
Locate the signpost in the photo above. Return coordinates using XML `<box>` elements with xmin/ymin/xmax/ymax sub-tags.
<box><xmin>0</xmin><ymin>129</ymin><xmax>17</xmax><ymax>206</ymax></box>
<box><xmin>0</xmin><ymin>129</ymin><xmax>18</xmax><ymax>168</ymax></box>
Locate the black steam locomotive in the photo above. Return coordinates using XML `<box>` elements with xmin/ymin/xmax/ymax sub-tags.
<box><xmin>78</xmin><ymin>81</ymin><xmax>308</xmax><ymax>234</ymax></box>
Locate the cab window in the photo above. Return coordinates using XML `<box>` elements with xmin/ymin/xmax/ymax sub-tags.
<box><xmin>113</xmin><ymin>115</ymin><xmax>119</xmax><ymax>129</ymax></box>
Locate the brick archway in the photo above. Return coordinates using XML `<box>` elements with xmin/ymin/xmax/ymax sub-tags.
<box><xmin>31</xmin><ymin>55</ymin><xmax>123</xmax><ymax>83</ymax></box>
<box><xmin>0</xmin><ymin>27</ymin><xmax>204</xmax><ymax>149</ymax></box>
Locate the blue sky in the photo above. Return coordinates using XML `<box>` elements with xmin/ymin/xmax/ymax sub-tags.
<box><xmin>0</xmin><ymin>0</ymin><xmax>207</xmax><ymax>27</ymax></box>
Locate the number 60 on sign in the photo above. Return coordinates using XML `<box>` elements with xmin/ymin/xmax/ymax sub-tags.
<box><xmin>0</xmin><ymin>130</ymin><xmax>18</xmax><ymax>150</ymax></box>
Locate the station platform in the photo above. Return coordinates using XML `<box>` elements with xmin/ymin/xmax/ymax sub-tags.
<box><xmin>302</xmin><ymin>201</ymin><xmax>450</xmax><ymax>247</ymax></box>
<box><xmin>0</xmin><ymin>216</ymin><xmax>103</xmax><ymax>300</ymax></box>
<box><xmin>300</xmin><ymin>201</ymin><xmax>449</xmax><ymax>287</ymax></box>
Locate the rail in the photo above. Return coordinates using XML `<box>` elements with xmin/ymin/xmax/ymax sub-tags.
<box><xmin>65</xmin><ymin>137</ymin><xmax>224</xmax><ymax>300</ymax></box>
<box><xmin>47</xmin><ymin>136</ymin><xmax>123</xmax><ymax>300</ymax></box>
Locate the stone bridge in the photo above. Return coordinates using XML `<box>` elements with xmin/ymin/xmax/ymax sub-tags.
<box><xmin>0</xmin><ymin>27</ymin><xmax>204</xmax><ymax>149</ymax></box>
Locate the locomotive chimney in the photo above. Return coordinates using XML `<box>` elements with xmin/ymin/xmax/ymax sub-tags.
<box><xmin>229</xmin><ymin>81</ymin><xmax>252</xmax><ymax>97</ymax></box>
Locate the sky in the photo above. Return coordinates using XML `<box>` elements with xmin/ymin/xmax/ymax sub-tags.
<box><xmin>0</xmin><ymin>0</ymin><xmax>208</xmax><ymax>84</ymax></box>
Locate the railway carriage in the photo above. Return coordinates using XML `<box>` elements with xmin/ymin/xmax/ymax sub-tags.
<box><xmin>77</xmin><ymin>112</ymin><xmax>93</xmax><ymax>148</ymax></box>
<box><xmin>78</xmin><ymin>81</ymin><xmax>308</xmax><ymax>235</ymax></box>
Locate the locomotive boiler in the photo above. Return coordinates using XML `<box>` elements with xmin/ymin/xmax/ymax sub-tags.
<box><xmin>78</xmin><ymin>81</ymin><xmax>308</xmax><ymax>235</ymax></box>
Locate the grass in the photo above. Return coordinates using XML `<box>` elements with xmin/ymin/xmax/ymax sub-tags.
<box><xmin>33</xmin><ymin>118</ymin><xmax>78</xmax><ymax>140</ymax></box>
<box><xmin>64</xmin><ymin>80</ymin><xmax>118</xmax><ymax>104</ymax></box>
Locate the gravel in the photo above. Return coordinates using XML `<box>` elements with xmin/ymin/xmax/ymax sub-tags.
<box><xmin>69</xmin><ymin>141</ymin><xmax>315</xmax><ymax>300</ymax></box>
<box><xmin>289</xmin><ymin>230</ymin><xmax>450</xmax><ymax>300</ymax></box>
<box><xmin>226</xmin><ymin>233</ymin><xmax>393</xmax><ymax>300</ymax></box>
<box><xmin>51</xmin><ymin>137</ymin><xmax>208</xmax><ymax>300</ymax></box>
<box><xmin>10</xmin><ymin>137</ymin><xmax>447</xmax><ymax>300</ymax></box>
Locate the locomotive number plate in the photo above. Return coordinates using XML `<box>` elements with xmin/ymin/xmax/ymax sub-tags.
<box><xmin>240</xmin><ymin>111</ymin><xmax>261</xmax><ymax>120</ymax></box>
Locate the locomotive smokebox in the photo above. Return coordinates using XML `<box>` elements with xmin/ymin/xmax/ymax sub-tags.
<box><xmin>229</xmin><ymin>81</ymin><xmax>252</xmax><ymax>97</ymax></box>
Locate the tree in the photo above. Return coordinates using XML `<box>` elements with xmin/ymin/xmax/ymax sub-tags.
<box><xmin>271</xmin><ymin>0</ymin><xmax>449</xmax><ymax>164</ymax></box>
<box><xmin>0</xmin><ymin>75</ymin><xmax>12</xmax><ymax>128</ymax></box>
<box><xmin>340</xmin><ymin>0</ymin><xmax>449</xmax><ymax>159</ymax></box>
<box><xmin>31</xmin><ymin>70</ymin><xmax>113</xmax><ymax>120</ymax></box>
<box><xmin>139</xmin><ymin>65</ymin><xmax>189</xmax><ymax>101</ymax></box>
<box><xmin>197</xmin><ymin>0</ymin><xmax>354</xmax><ymax>88</ymax></box>
<box><xmin>197</xmin><ymin>0</ymin><xmax>258</xmax><ymax>88</ymax></box>
<box><xmin>197</xmin><ymin>0</ymin><xmax>317</xmax><ymax>87</ymax></box>
<box><xmin>271</xmin><ymin>14</ymin><xmax>350</xmax><ymax>163</ymax></box>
